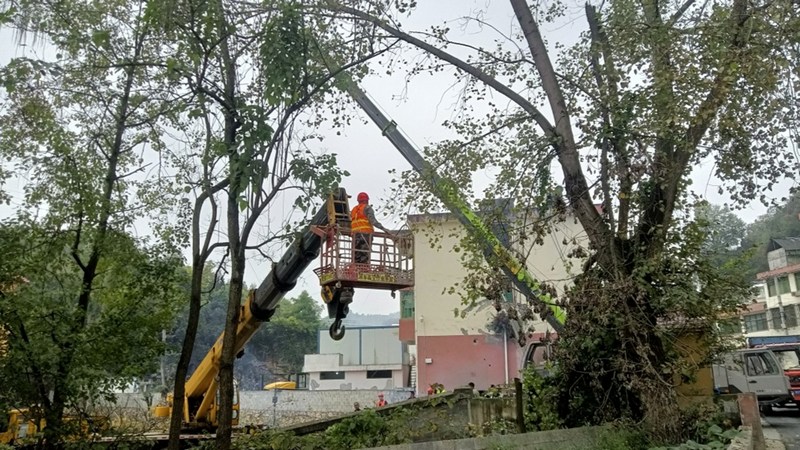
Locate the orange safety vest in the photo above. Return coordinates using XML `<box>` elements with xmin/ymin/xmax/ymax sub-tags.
<box><xmin>350</xmin><ymin>203</ymin><xmax>374</xmax><ymax>234</ymax></box>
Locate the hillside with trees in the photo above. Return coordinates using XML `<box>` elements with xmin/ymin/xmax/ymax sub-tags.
<box><xmin>163</xmin><ymin>289</ymin><xmax>323</xmax><ymax>391</ymax></box>
<box><xmin>740</xmin><ymin>192</ymin><xmax>800</xmax><ymax>279</ymax></box>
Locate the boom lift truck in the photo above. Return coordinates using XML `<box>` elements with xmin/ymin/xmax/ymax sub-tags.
<box><xmin>153</xmin><ymin>188</ymin><xmax>414</xmax><ymax>430</ymax></box>
<box><xmin>154</xmin><ymin>70</ymin><xmax>567</xmax><ymax>432</ymax></box>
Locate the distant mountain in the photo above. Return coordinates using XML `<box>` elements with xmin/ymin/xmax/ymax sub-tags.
<box><xmin>321</xmin><ymin>311</ymin><xmax>400</xmax><ymax>328</ymax></box>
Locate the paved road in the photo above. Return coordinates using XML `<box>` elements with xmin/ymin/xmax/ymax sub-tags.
<box><xmin>764</xmin><ymin>408</ymin><xmax>800</xmax><ymax>450</ymax></box>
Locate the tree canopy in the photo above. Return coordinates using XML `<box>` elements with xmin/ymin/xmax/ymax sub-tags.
<box><xmin>346</xmin><ymin>0</ymin><xmax>798</xmax><ymax>437</ymax></box>
<box><xmin>1</xmin><ymin>0</ymin><xmax>798</xmax><ymax>445</ymax></box>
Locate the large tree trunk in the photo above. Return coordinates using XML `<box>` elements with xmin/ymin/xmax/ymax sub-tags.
<box><xmin>554</xmin><ymin>265</ymin><xmax>678</xmax><ymax>436</ymax></box>
<box><xmin>167</xmin><ymin>262</ymin><xmax>204</xmax><ymax>450</ymax></box>
<box><xmin>214</xmin><ymin>1</ymin><xmax>241</xmax><ymax>446</ymax></box>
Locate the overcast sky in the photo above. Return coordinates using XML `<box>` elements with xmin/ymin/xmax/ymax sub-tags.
<box><xmin>0</xmin><ymin>0</ymin><xmax>796</xmax><ymax>316</ymax></box>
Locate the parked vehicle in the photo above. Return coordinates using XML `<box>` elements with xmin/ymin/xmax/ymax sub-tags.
<box><xmin>263</xmin><ymin>373</ymin><xmax>308</xmax><ymax>391</ymax></box>
<box><xmin>0</xmin><ymin>408</ymin><xmax>110</xmax><ymax>446</ymax></box>
<box><xmin>713</xmin><ymin>348</ymin><xmax>792</xmax><ymax>411</ymax></box>
<box><xmin>747</xmin><ymin>335</ymin><xmax>800</xmax><ymax>407</ymax></box>
<box><xmin>0</xmin><ymin>409</ymin><xmax>43</xmax><ymax>445</ymax></box>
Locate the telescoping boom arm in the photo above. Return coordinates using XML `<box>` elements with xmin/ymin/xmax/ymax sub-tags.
<box><xmin>340</xmin><ymin>78</ymin><xmax>566</xmax><ymax>334</ymax></box>
<box><xmin>155</xmin><ymin>188</ymin><xmax>349</xmax><ymax>428</ymax></box>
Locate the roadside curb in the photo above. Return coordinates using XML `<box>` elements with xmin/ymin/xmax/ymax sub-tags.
<box><xmin>761</xmin><ymin>417</ymin><xmax>786</xmax><ymax>450</ymax></box>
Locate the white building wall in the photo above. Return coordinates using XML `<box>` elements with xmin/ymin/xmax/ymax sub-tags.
<box><xmin>744</xmin><ymin>273</ymin><xmax>800</xmax><ymax>339</ymax></box>
<box><xmin>318</xmin><ymin>331</ymin><xmax>360</xmax><ymax>365</ymax></box>
<box><xmin>360</xmin><ymin>327</ymin><xmax>403</xmax><ymax>365</ymax></box>
<box><xmin>411</xmin><ymin>216</ymin><xmax>491</xmax><ymax>337</ymax></box>
<box><xmin>410</xmin><ymin>212</ymin><xmax>589</xmax><ymax>338</ymax></box>
<box><xmin>317</xmin><ymin>327</ymin><xmax>404</xmax><ymax>365</ymax></box>
<box><xmin>521</xmin><ymin>216</ymin><xmax>588</xmax><ymax>334</ymax></box>
<box><xmin>303</xmin><ymin>354</ymin><xmax>403</xmax><ymax>390</ymax></box>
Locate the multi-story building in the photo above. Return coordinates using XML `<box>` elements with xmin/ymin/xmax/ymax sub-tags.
<box><xmin>401</xmin><ymin>206</ymin><xmax>588</xmax><ymax>394</ymax></box>
<box><xmin>743</xmin><ymin>237</ymin><xmax>800</xmax><ymax>337</ymax></box>
<box><xmin>302</xmin><ymin>325</ymin><xmax>409</xmax><ymax>390</ymax></box>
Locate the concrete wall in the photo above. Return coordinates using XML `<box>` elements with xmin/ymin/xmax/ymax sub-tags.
<box><xmin>768</xmin><ymin>249</ymin><xmax>788</xmax><ymax>271</ymax></box>
<box><xmin>317</xmin><ymin>326</ymin><xmax>404</xmax><ymax>366</ymax></box>
<box><xmin>284</xmin><ymin>390</ymin><xmax>519</xmax><ymax>440</ymax></box>
<box><xmin>416</xmin><ymin>335</ymin><xmax>518</xmax><ymax>392</ymax></box>
<box><xmin>303</xmin><ymin>353</ymin><xmax>404</xmax><ymax>390</ymax></box>
<box><xmin>365</xmin><ymin>426</ymin><xmax>608</xmax><ymax>450</ymax></box>
<box><xmin>239</xmin><ymin>389</ymin><xmax>413</xmax><ymax>428</ymax></box>
<box><xmin>108</xmin><ymin>389</ymin><xmax>415</xmax><ymax>429</ymax></box>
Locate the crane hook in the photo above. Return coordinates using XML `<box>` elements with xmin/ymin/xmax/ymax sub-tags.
<box><xmin>329</xmin><ymin>319</ymin><xmax>345</xmax><ymax>341</ymax></box>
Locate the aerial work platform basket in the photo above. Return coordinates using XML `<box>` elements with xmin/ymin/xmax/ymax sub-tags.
<box><xmin>313</xmin><ymin>229</ymin><xmax>414</xmax><ymax>292</ymax></box>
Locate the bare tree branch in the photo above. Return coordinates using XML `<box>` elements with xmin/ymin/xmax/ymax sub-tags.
<box><xmin>668</xmin><ymin>0</ymin><xmax>697</xmax><ymax>26</ymax></box>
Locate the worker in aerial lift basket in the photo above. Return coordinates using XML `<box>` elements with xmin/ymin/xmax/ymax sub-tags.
<box><xmin>350</xmin><ymin>192</ymin><xmax>393</xmax><ymax>264</ymax></box>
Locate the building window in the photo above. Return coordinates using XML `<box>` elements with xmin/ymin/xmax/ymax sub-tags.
<box><xmin>778</xmin><ymin>276</ymin><xmax>791</xmax><ymax>295</ymax></box>
<box><xmin>744</xmin><ymin>313</ymin><xmax>768</xmax><ymax>332</ymax></box>
<box><xmin>768</xmin><ymin>281</ymin><xmax>777</xmax><ymax>297</ymax></box>
<box><xmin>770</xmin><ymin>308</ymin><xmax>782</xmax><ymax>329</ymax></box>
<box><xmin>795</xmin><ymin>273</ymin><xmax>800</xmax><ymax>292</ymax></box>
<box><xmin>366</xmin><ymin>370</ymin><xmax>392</xmax><ymax>379</ymax></box>
<box><xmin>401</xmin><ymin>291</ymin><xmax>414</xmax><ymax>319</ymax></box>
<box><xmin>786</xmin><ymin>305</ymin><xmax>798</xmax><ymax>328</ymax></box>
<box><xmin>319</xmin><ymin>371</ymin><xmax>345</xmax><ymax>380</ymax></box>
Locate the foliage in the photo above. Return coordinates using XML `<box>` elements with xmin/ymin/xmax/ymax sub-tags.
<box><xmin>164</xmin><ymin>287</ymin><xmax>322</xmax><ymax>390</ymax></box>
<box><xmin>192</xmin><ymin>398</ymin><xmax>485</xmax><ymax>450</ymax></box>
<box><xmin>650</xmin><ymin>424</ymin><xmax>739</xmax><ymax>450</ymax></box>
<box><xmin>144</xmin><ymin>0</ymin><xmax>381</xmax><ymax>445</ymax></box>
<box><xmin>520</xmin><ymin>367</ymin><xmax>562</xmax><ymax>432</ymax></box>
<box><xmin>0</xmin><ymin>224</ymin><xmax>185</xmax><ymax>433</ymax></box>
<box><xmin>248</xmin><ymin>291</ymin><xmax>323</xmax><ymax>382</ymax></box>
<box><xmin>593</xmin><ymin>401</ymin><xmax>739</xmax><ymax>450</ymax></box>
<box><xmin>0</xmin><ymin>0</ymin><xmax>185</xmax><ymax>441</ymax></box>
<box><xmin>359</xmin><ymin>0</ymin><xmax>799</xmax><ymax>436</ymax></box>
<box><xmin>193</xmin><ymin>408</ymin><xmax>415</xmax><ymax>450</ymax></box>
<box><xmin>594</xmin><ymin>425</ymin><xmax>651</xmax><ymax>450</ymax></box>
<box><xmin>479</xmin><ymin>418</ymin><xmax>517</xmax><ymax>436</ymax></box>
<box><xmin>321</xmin><ymin>408</ymin><xmax>414</xmax><ymax>449</ymax></box>
<box><xmin>695</xmin><ymin>203</ymin><xmax>747</xmax><ymax>267</ymax></box>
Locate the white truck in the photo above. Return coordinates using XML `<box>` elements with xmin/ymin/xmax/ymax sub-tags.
<box><xmin>713</xmin><ymin>348</ymin><xmax>792</xmax><ymax>412</ymax></box>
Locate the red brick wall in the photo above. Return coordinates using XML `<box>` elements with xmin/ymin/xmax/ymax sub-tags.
<box><xmin>416</xmin><ymin>335</ymin><xmax>519</xmax><ymax>392</ymax></box>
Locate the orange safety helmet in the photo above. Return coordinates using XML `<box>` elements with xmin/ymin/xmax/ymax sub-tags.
<box><xmin>357</xmin><ymin>192</ymin><xmax>369</xmax><ymax>203</ymax></box>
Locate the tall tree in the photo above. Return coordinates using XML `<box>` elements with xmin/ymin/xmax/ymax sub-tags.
<box><xmin>334</xmin><ymin>0</ymin><xmax>799</xmax><ymax>437</ymax></box>
<box><xmin>695</xmin><ymin>203</ymin><xmax>747</xmax><ymax>266</ymax></box>
<box><xmin>0</xmin><ymin>0</ymin><xmax>185</xmax><ymax>441</ymax></box>
<box><xmin>149</xmin><ymin>1</ymin><xmax>389</xmax><ymax>447</ymax></box>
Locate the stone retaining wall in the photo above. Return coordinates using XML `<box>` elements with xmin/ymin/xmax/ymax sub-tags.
<box><xmin>240</xmin><ymin>389</ymin><xmax>413</xmax><ymax>427</ymax></box>
<box><xmin>106</xmin><ymin>389</ymin><xmax>414</xmax><ymax>428</ymax></box>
